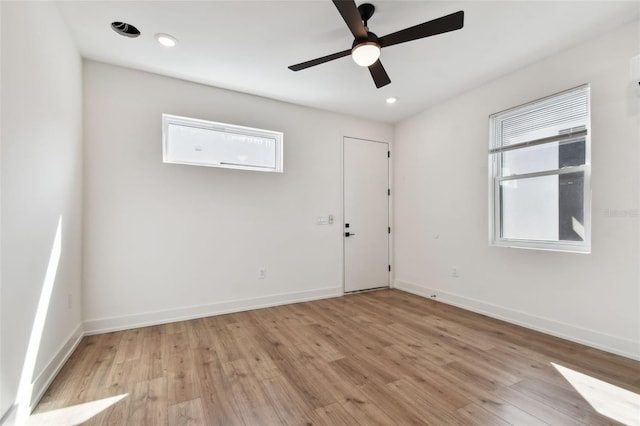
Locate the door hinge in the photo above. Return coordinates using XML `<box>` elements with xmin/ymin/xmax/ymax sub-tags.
<box><xmin>388</xmin><ymin>264</ymin><xmax>391</xmax><ymax>272</ymax></box>
<box><xmin>388</xmin><ymin>226</ymin><xmax>391</xmax><ymax>234</ymax></box>
<box><xmin>388</xmin><ymin>188</ymin><xmax>391</xmax><ymax>196</ymax></box>
<box><xmin>387</xmin><ymin>151</ymin><xmax>391</xmax><ymax>158</ymax></box>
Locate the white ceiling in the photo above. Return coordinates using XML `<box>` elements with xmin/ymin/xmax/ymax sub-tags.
<box><xmin>56</xmin><ymin>1</ymin><xmax>640</xmax><ymax>123</ymax></box>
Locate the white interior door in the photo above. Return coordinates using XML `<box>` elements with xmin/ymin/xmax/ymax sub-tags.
<box><xmin>344</xmin><ymin>137</ymin><xmax>389</xmax><ymax>292</ymax></box>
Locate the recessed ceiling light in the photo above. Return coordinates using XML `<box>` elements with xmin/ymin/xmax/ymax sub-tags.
<box><xmin>155</xmin><ymin>33</ymin><xmax>177</xmax><ymax>47</ymax></box>
<box><xmin>386</xmin><ymin>97</ymin><xmax>398</xmax><ymax>104</ymax></box>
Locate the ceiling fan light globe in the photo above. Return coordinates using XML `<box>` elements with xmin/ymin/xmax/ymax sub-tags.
<box><xmin>352</xmin><ymin>43</ymin><xmax>380</xmax><ymax>67</ymax></box>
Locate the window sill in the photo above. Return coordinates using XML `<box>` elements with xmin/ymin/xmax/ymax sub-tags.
<box><xmin>490</xmin><ymin>240</ymin><xmax>591</xmax><ymax>254</ymax></box>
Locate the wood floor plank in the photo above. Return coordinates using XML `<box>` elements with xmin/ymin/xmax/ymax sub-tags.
<box><xmin>193</xmin><ymin>357</ymin><xmax>243</xmax><ymax>425</ymax></box>
<box><xmin>127</xmin><ymin>377</ymin><xmax>168</xmax><ymax>425</ymax></box>
<box><xmin>201</xmin><ymin>316</ymin><xmax>243</xmax><ymax>363</ymax></box>
<box><xmin>490</xmin><ymin>384</ymin><xmax>585</xmax><ymax>426</ymax></box>
<box><xmin>31</xmin><ymin>289</ymin><xmax>639</xmax><ymax>425</ymax></box>
<box><xmin>34</xmin><ymin>335</ymin><xmax>102</xmax><ymax>412</ymax></box>
<box><xmin>260</xmin><ymin>374</ymin><xmax>314</xmax><ymax>424</ymax></box>
<box><xmin>456</xmin><ymin>402</ymin><xmax>512</xmax><ymax>426</ymax></box>
<box><xmin>220</xmin><ymin>359</ymin><xmax>281</xmax><ymax>425</ymax></box>
<box><xmin>253</xmin><ymin>331</ymin><xmax>338</xmax><ymax>410</ymax></box>
<box><xmin>185</xmin><ymin>318</ymin><xmax>218</xmax><ymax>364</ymax></box>
<box><xmin>308</xmin><ymin>402</ymin><xmax>360</xmax><ymax>426</ymax></box>
<box><xmin>139</xmin><ymin>332</ymin><xmax>166</xmax><ymax>382</ymax></box>
<box><xmin>329</xmin><ymin>355</ymin><xmax>395</xmax><ymax>387</ymax></box>
<box><xmin>335</xmin><ymin>393</ymin><xmax>397</xmax><ymax>425</ymax></box>
<box><xmin>294</xmin><ymin>337</ymin><xmax>345</xmax><ymax>363</ymax></box>
<box><xmin>386</xmin><ymin>378</ymin><xmax>466</xmax><ymax>425</ymax></box>
<box><xmin>224</xmin><ymin>320</ymin><xmax>281</xmax><ymax>380</ymax></box>
<box><xmin>167</xmin><ymin>398</ymin><xmax>206</xmax><ymax>426</ymax></box>
<box><xmin>511</xmin><ymin>377</ymin><xmax>628</xmax><ymax>425</ymax></box>
<box><xmin>102</xmin><ymin>358</ymin><xmax>137</xmax><ymax>397</ymax></box>
<box><xmin>354</xmin><ymin>380</ymin><xmax>425</xmax><ymax>425</ymax></box>
<box><xmin>403</xmin><ymin>372</ymin><xmax>472</xmax><ymax>411</ymax></box>
<box><xmin>67</xmin><ymin>332</ymin><xmax>122</xmax><ymax>406</ymax></box>
<box><xmin>376</xmin><ymin>343</ymin><xmax>444</xmax><ymax>383</ymax></box>
<box><xmin>472</xmin><ymin>396</ymin><xmax>550</xmax><ymax>426</ymax></box>
<box><xmin>165</xmin><ymin>332</ymin><xmax>197</xmax><ymax>405</ymax></box>
<box><xmin>305</xmin><ymin>355</ymin><xmax>372</xmax><ymax>405</ymax></box>
<box><xmin>113</xmin><ymin>328</ymin><xmax>144</xmax><ymax>364</ymax></box>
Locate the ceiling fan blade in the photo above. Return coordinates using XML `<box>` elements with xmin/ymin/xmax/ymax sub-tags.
<box><xmin>288</xmin><ymin>49</ymin><xmax>352</xmax><ymax>71</ymax></box>
<box><xmin>368</xmin><ymin>60</ymin><xmax>391</xmax><ymax>88</ymax></box>
<box><xmin>333</xmin><ymin>0</ymin><xmax>368</xmax><ymax>39</ymax></box>
<box><xmin>379</xmin><ymin>10</ymin><xmax>464</xmax><ymax>48</ymax></box>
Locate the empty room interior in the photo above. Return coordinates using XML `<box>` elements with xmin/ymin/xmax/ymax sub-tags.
<box><xmin>2</xmin><ymin>0</ymin><xmax>640</xmax><ymax>424</ymax></box>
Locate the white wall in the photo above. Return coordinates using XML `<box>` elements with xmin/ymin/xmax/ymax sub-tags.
<box><xmin>82</xmin><ymin>61</ymin><xmax>393</xmax><ymax>332</ymax></box>
<box><xmin>394</xmin><ymin>20</ymin><xmax>640</xmax><ymax>359</ymax></box>
<box><xmin>1</xmin><ymin>1</ymin><xmax>84</xmax><ymax>422</ymax></box>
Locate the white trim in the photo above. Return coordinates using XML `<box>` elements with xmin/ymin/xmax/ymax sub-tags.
<box><xmin>496</xmin><ymin>164</ymin><xmax>588</xmax><ymax>182</ymax></box>
<box><xmin>342</xmin><ymin>136</ymin><xmax>392</xmax><ymax>293</ymax></box>
<box><xmin>84</xmin><ymin>287</ymin><xmax>341</xmax><ymax>335</ymax></box>
<box><xmin>491</xmin><ymin>161</ymin><xmax>591</xmax><ymax>253</ymax></box>
<box><xmin>340</xmin><ymin>134</ymin><xmax>394</xmax><ymax>294</ymax></box>
<box><xmin>29</xmin><ymin>322</ymin><xmax>84</xmax><ymax>412</ymax></box>
<box><xmin>162</xmin><ymin>113</ymin><xmax>284</xmax><ymax>173</ymax></box>
<box><xmin>394</xmin><ymin>279</ymin><xmax>640</xmax><ymax>361</ymax></box>
<box><xmin>489</xmin><ymin>84</ymin><xmax>592</xmax><ymax>254</ymax></box>
<box><xmin>489</xmin><ymin>129</ymin><xmax>587</xmax><ymax>154</ymax></box>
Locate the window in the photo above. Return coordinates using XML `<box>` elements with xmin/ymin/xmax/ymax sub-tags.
<box><xmin>489</xmin><ymin>85</ymin><xmax>591</xmax><ymax>252</ymax></box>
<box><xmin>162</xmin><ymin>114</ymin><xmax>283</xmax><ymax>173</ymax></box>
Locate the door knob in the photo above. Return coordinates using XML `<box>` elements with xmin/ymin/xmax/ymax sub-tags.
<box><xmin>345</xmin><ymin>232</ymin><xmax>356</xmax><ymax>237</ymax></box>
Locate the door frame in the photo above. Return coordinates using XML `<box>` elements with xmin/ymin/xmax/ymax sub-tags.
<box><xmin>341</xmin><ymin>136</ymin><xmax>393</xmax><ymax>294</ymax></box>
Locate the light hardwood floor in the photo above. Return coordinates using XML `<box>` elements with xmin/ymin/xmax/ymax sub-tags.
<box><xmin>32</xmin><ymin>289</ymin><xmax>639</xmax><ymax>425</ymax></box>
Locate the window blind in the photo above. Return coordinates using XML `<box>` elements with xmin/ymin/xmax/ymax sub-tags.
<box><xmin>490</xmin><ymin>85</ymin><xmax>590</xmax><ymax>152</ymax></box>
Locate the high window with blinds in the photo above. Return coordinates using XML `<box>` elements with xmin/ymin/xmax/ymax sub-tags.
<box><xmin>162</xmin><ymin>114</ymin><xmax>283</xmax><ymax>173</ymax></box>
<box><xmin>489</xmin><ymin>85</ymin><xmax>591</xmax><ymax>252</ymax></box>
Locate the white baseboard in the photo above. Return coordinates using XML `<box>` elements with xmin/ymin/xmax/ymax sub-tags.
<box><xmin>395</xmin><ymin>279</ymin><xmax>640</xmax><ymax>361</ymax></box>
<box><xmin>84</xmin><ymin>286</ymin><xmax>343</xmax><ymax>335</ymax></box>
<box><xmin>30</xmin><ymin>322</ymin><xmax>84</xmax><ymax>411</ymax></box>
<box><xmin>0</xmin><ymin>321</ymin><xmax>86</xmax><ymax>424</ymax></box>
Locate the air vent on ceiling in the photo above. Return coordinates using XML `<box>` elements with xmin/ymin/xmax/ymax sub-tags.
<box><xmin>111</xmin><ymin>21</ymin><xmax>140</xmax><ymax>38</ymax></box>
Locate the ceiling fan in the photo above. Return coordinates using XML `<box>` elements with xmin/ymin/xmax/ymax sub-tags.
<box><xmin>288</xmin><ymin>0</ymin><xmax>464</xmax><ymax>89</ymax></box>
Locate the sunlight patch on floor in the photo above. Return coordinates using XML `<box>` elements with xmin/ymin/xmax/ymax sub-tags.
<box><xmin>552</xmin><ymin>362</ymin><xmax>640</xmax><ymax>425</ymax></box>
<box><xmin>25</xmin><ymin>394</ymin><xmax>128</xmax><ymax>425</ymax></box>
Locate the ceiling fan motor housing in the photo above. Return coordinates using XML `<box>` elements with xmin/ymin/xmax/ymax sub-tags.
<box><xmin>358</xmin><ymin>3</ymin><xmax>376</xmax><ymax>26</ymax></box>
<box><xmin>352</xmin><ymin>31</ymin><xmax>380</xmax><ymax>51</ymax></box>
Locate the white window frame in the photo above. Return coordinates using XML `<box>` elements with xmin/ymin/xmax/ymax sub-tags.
<box><xmin>489</xmin><ymin>85</ymin><xmax>591</xmax><ymax>253</ymax></box>
<box><xmin>162</xmin><ymin>114</ymin><xmax>283</xmax><ymax>173</ymax></box>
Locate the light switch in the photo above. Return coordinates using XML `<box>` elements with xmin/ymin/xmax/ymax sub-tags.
<box><xmin>317</xmin><ymin>216</ymin><xmax>329</xmax><ymax>225</ymax></box>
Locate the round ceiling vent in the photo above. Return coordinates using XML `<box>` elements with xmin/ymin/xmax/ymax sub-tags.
<box><xmin>111</xmin><ymin>22</ymin><xmax>140</xmax><ymax>38</ymax></box>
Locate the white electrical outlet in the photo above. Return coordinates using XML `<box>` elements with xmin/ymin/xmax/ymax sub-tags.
<box><xmin>451</xmin><ymin>267</ymin><xmax>459</xmax><ymax>278</ymax></box>
<box><xmin>259</xmin><ymin>268</ymin><xmax>266</xmax><ymax>279</ymax></box>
